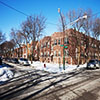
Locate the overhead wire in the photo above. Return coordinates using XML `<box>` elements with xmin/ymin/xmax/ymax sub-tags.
<box><xmin>0</xmin><ymin>0</ymin><xmax>57</xmax><ymax>26</ymax></box>
<box><xmin>0</xmin><ymin>0</ymin><xmax>100</xmax><ymax>26</ymax></box>
<box><xmin>0</xmin><ymin>0</ymin><xmax>29</xmax><ymax>17</ymax></box>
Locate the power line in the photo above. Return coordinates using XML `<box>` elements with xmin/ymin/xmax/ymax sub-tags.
<box><xmin>1</xmin><ymin>0</ymin><xmax>100</xmax><ymax>27</ymax></box>
<box><xmin>0</xmin><ymin>0</ymin><xmax>57</xmax><ymax>26</ymax></box>
<box><xmin>0</xmin><ymin>0</ymin><xmax>28</xmax><ymax>16</ymax></box>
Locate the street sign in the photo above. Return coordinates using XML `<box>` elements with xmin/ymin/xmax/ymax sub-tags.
<box><xmin>64</xmin><ymin>46</ymin><xmax>68</xmax><ymax>48</ymax></box>
<box><xmin>60</xmin><ymin>45</ymin><xmax>64</xmax><ymax>47</ymax></box>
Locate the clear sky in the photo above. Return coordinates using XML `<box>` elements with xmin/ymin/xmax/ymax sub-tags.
<box><xmin>0</xmin><ymin>0</ymin><xmax>100</xmax><ymax>40</ymax></box>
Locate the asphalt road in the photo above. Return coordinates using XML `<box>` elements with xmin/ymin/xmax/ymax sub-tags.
<box><xmin>0</xmin><ymin>62</ymin><xmax>100</xmax><ymax>100</ymax></box>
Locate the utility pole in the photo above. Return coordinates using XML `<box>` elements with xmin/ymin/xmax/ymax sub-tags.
<box><xmin>58</xmin><ymin>8</ymin><xmax>87</xmax><ymax>71</ymax></box>
<box><xmin>58</xmin><ymin>8</ymin><xmax>66</xmax><ymax>70</ymax></box>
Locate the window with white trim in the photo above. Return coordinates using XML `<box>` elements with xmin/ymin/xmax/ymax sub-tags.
<box><xmin>58</xmin><ymin>51</ymin><xmax>61</xmax><ymax>56</ymax></box>
<box><xmin>54</xmin><ymin>51</ymin><xmax>57</xmax><ymax>56</ymax></box>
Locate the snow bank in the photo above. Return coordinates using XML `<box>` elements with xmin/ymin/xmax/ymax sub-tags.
<box><xmin>0</xmin><ymin>66</ymin><xmax>14</xmax><ymax>83</ymax></box>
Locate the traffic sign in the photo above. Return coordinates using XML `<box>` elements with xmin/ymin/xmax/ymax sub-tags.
<box><xmin>60</xmin><ymin>45</ymin><xmax>64</xmax><ymax>47</ymax></box>
<box><xmin>64</xmin><ymin>46</ymin><xmax>68</xmax><ymax>48</ymax></box>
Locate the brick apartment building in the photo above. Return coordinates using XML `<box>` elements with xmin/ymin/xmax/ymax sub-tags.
<box><xmin>11</xmin><ymin>45</ymin><xmax>26</xmax><ymax>58</ymax></box>
<box><xmin>39</xmin><ymin>36</ymin><xmax>51</xmax><ymax>63</ymax></box>
<box><xmin>11</xmin><ymin>41</ymin><xmax>39</xmax><ymax>60</ymax></box>
<box><xmin>39</xmin><ymin>29</ymin><xmax>100</xmax><ymax>65</ymax></box>
<box><xmin>28</xmin><ymin>41</ymin><xmax>39</xmax><ymax>61</ymax></box>
<box><xmin>9</xmin><ymin>28</ymin><xmax>100</xmax><ymax>65</ymax></box>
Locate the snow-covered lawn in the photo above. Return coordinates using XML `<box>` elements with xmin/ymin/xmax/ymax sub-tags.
<box><xmin>30</xmin><ymin>61</ymin><xmax>87</xmax><ymax>73</ymax></box>
<box><xmin>0</xmin><ymin>65</ymin><xmax>13</xmax><ymax>84</ymax></box>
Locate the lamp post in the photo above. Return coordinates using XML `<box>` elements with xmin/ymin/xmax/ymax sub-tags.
<box><xmin>58</xmin><ymin>8</ymin><xmax>87</xmax><ymax>71</ymax></box>
<box><xmin>58</xmin><ymin>8</ymin><xmax>66</xmax><ymax>70</ymax></box>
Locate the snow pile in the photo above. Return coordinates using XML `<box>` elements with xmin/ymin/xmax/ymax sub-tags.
<box><xmin>0</xmin><ymin>66</ymin><xmax>13</xmax><ymax>83</ymax></box>
<box><xmin>31</xmin><ymin>61</ymin><xmax>87</xmax><ymax>73</ymax></box>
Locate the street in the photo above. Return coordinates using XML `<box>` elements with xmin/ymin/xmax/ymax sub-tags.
<box><xmin>0</xmin><ymin>62</ymin><xmax>100</xmax><ymax>100</ymax></box>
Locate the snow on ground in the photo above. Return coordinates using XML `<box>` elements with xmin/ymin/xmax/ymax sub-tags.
<box><xmin>0</xmin><ymin>61</ymin><xmax>86</xmax><ymax>84</ymax></box>
<box><xmin>0</xmin><ymin>65</ymin><xmax>13</xmax><ymax>84</ymax></box>
<box><xmin>30</xmin><ymin>61</ymin><xmax>87</xmax><ymax>73</ymax></box>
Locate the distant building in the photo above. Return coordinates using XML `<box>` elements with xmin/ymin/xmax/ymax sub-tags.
<box><xmin>39</xmin><ymin>36</ymin><xmax>51</xmax><ymax>63</ymax></box>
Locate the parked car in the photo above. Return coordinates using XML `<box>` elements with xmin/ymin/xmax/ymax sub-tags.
<box><xmin>7</xmin><ymin>58</ymin><xmax>12</xmax><ymax>62</ymax></box>
<box><xmin>19</xmin><ymin>58</ymin><xmax>29</xmax><ymax>66</ymax></box>
<box><xmin>87</xmin><ymin>59</ymin><xmax>100</xmax><ymax>69</ymax></box>
<box><xmin>11</xmin><ymin>58</ymin><xmax>19</xmax><ymax>64</ymax></box>
<box><xmin>0</xmin><ymin>57</ymin><xmax>2</xmax><ymax>65</ymax></box>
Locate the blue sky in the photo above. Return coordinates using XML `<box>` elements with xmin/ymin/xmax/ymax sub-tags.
<box><xmin>0</xmin><ymin>0</ymin><xmax>100</xmax><ymax>40</ymax></box>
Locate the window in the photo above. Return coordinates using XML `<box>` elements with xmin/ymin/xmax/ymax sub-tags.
<box><xmin>58</xmin><ymin>51</ymin><xmax>61</xmax><ymax>56</ymax></box>
<box><xmin>47</xmin><ymin>52</ymin><xmax>50</xmax><ymax>56</ymax></box>
<box><xmin>58</xmin><ymin>39</ymin><xmax>61</xmax><ymax>45</ymax></box>
<box><xmin>81</xmin><ymin>41</ymin><xmax>84</xmax><ymax>45</ymax></box>
<box><xmin>64</xmin><ymin>37</ymin><xmax>69</xmax><ymax>44</ymax></box>
<box><xmin>91</xmin><ymin>43</ymin><xmax>93</xmax><ymax>47</ymax></box>
<box><xmin>44</xmin><ymin>42</ymin><xmax>46</xmax><ymax>48</ymax></box>
<box><xmin>54</xmin><ymin>40</ymin><xmax>57</xmax><ymax>45</ymax></box>
<box><xmin>41</xmin><ymin>44</ymin><xmax>43</xmax><ymax>48</ymax></box>
<box><xmin>48</xmin><ymin>42</ymin><xmax>50</xmax><ymax>48</ymax></box>
<box><xmin>95</xmin><ymin>53</ymin><xmax>98</xmax><ymax>57</ymax></box>
<box><xmin>54</xmin><ymin>51</ymin><xmax>57</xmax><ymax>56</ymax></box>
<box><xmin>51</xmin><ymin>46</ymin><xmax>53</xmax><ymax>51</ymax></box>
<box><xmin>81</xmin><ymin>52</ymin><xmax>84</xmax><ymax>57</ymax></box>
<box><xmin>65</xmin><ymin>50</ymin><xmax>69</xmax><ymax>57</ymax></box>
<box><xmin>76</xmin><ymin>48</ymin><xmax>78</xmax><ymax>58</ymax></box>
<box><xmin>41</xmin><ymin>52</ymin><xmax>43</xmax><ymax>57</ymax></box>
<box><xmin>89</xmin><ymin>42</ymin><xmax>91</xmax><ymax>46</ymax></box>
<box><xmin>44</xmin><ymin>52</ymin><xmax>46</xmax><ymax>57</ymax></box>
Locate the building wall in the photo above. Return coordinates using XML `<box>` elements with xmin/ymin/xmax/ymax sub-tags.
<box><xmin>10</xmin><ymin>29</ymin><xmax>100</xmax><ymax>65</ymax></box>
<box><xmin>39</xmin><ymin>29</ymin><xmax>100</xmax><ymax>65</ymax></box>
<box><xmin>39</xmin><ymin>36</ymin><xmax>51</xmax><ymax>63</ymax></box>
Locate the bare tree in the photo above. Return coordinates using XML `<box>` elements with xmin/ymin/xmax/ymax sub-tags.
<box><xmin>66</xmin><ymin>8</ymin><xmax>88</xmax><ymax>65</ymax></box>
<box><xmin>82</xmin><ymin>9</ymin><xmax>93</xmax><ymax>36</ymax></box>
<box><xmin>10</xmin><ymin>28</ymin><xmax>24</xmax><ymax>58</ymax></box>
<box><xmin>10</xmin><ymin>28</ymin><xmax>23</xmax><ymax>48</ymax></box>
<box><xmin>0</xmin><ymin>31</ymin><xmax>5</xmax><ymax>44</ymax></box>
<box><xmin>20</xmin><ymin>14</ymin><xmax>46</xmax><ymax>61</ymax></box>
<box><xmin>92</xmin><ymin>18</ymin><xmax>100</xmax><ymax>40</ymax></box>
<box><xmin>67</xmin><ymin>8</ymin><xmax>94</xmax><ymax>64</ymax></box>
<box><xmin>67</xmin><ymin>8</ymin><xmax>85</xmax><ymax>31</ymax></box>
<box><xmin>0</xmin><ymin>31</ymin><xmax>6</xmax><ymax>57</ymax></box>
<box><xmin>82</xmin><ymin>9</ymin><xmax>93</xmax><ymax>62</ymax></box>
<box><xmin>0</xmin><ymin>40</ymin><xmax>15</xmax><ymax>58</ymax></box>
<box><xmin>92</xmin><ymin>17</ymin><xmax>100</xmax><ymax>59</ymax></box>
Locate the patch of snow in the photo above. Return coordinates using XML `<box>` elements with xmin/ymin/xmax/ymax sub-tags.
<box><xmin>30</xmin><ymin>61</ymin><xmax>87</xmax><ymax>73</ymax></box>
<box><xmin>0</xmin><ymin>65</ymin><xmax>14</xmax><ymax>84</ymax></box>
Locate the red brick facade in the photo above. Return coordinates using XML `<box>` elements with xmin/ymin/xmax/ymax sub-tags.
<box><xmin>39</xmin><ymin>29</ymin><xmax>100</xmax><ymax>64</ymax></box>
<box><xmin>39</xmin><ymin>36</ymin><xmax>51</xmax><ymax>63</ymax></box>
<box><xmin>9</xmin><ymin>29</ymin><xmax>100</xmax><ymax>65</ymax></box>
